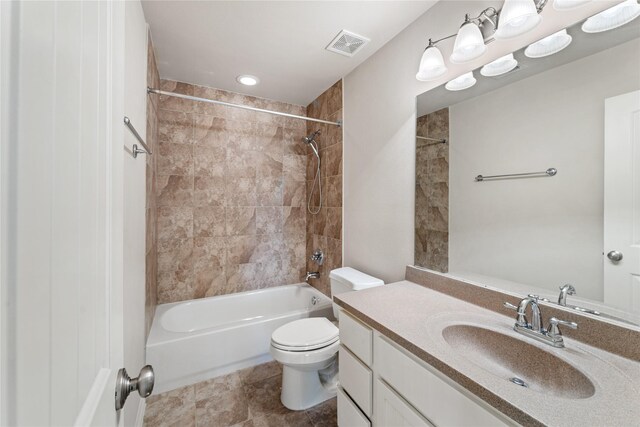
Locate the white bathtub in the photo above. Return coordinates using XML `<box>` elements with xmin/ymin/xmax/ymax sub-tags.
<box><xmin>147</xmin><ymin>283</ymin><xmax>333</xmax><ymax>393</ymax></box>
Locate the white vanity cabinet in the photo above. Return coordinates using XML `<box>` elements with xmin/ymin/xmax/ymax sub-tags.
<box><xmin>338</xmin><ymin>310</ymin><xmax>374</xmax><ymax>426</ymax></box>
<box><xmin>338</xmin><ymin>309</ymin><xmax>514</xmax><ymax>427</ymax></box>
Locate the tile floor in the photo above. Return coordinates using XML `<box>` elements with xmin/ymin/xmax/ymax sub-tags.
<box><xmin>143</xmin><ymin>361</ymin><xmax>337</xmax><ymax>427</ymax></box>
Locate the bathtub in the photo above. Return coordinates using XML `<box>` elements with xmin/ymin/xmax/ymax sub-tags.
<box><xmin>147</xmin><ymin>283</ymin><xmax>334</xmax><ymax>393</ymax></box>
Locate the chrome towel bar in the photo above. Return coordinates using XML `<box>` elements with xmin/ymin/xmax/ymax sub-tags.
<box><xmin>416</xmin><ymin>135</ymin><xmax>447</xmax><ymax>144</ymax></box>
<box><xmin>124</xmin><ymin>116</ymin><xmax>152</xmax><ymax>158</ymax></box>
<box><xmin>475</xmin><ymin>167</ymin><xmax>557</xmax><ymax>182</ymax></box>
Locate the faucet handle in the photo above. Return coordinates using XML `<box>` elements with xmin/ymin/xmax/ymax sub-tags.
<box><xmin>503</xmin><ymin>302</ymin><xmax>528</xmax><ymax>327</ymax></box>
<box><xmin>527</xmin><ymin>294</ymin><xmax>550</xmax><ymax>302</ymax></box>
<box><xmin>503</xmin><ymin>302</ymin><xmax>518</xmax><ymax>311</ymax></box>
<box><xmin>547</xmin><ymin>317</ymin><xmax>578</xmax><ymax>337</ymax></box>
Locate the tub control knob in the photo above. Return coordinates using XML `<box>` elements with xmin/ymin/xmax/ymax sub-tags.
<box><xmin>115</xmin><ymin>365</ymin><xmax>155</xmax><ymax>410</ymax></box>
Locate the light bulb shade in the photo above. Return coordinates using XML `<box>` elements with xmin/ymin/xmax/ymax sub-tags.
<box><xmin>480</xmin><ymin>53</ymin><xmax>519</xmax><ymax>77</ymax></box>
<box><xmin>581</xmin><ymin>0</ymin><xmax>640</xmax><ymax>33</ymax></box>
<box><xmin>445</xmin><ymin>71</ymin><xmax>477</xmax><ymax>91</ymax></box>
<box><xmin>450</xmin><ymin>22</ymin><xmax>487</xmax><ymax>63</ymax></box>
<box><xmin>525</xmin><ymin>29</ymin><xmax>573</xmax><ymax>58</ymax></box>
<box><xmin>416</xmin><ymin>45</ymin><xmax>448</xmax><ymax>81</ymax></box>
<box><xmin>495</xmin><ymin>0</ymin><xmax>542</xmax><ymax>39</ymax></box>
<box><xmin>553</xmin><ymin>0</ymin><xmax>591</xmax><ymax>11</ymax></box>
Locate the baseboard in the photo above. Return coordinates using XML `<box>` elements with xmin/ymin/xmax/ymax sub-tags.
<box><xmin>135</xmin><ymin>398</ymin><xmax>146</xmax><ymax>427</ymax></box>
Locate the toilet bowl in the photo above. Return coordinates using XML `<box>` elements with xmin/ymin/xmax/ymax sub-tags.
<box><xmin>270</xmin><ymin>267</ymin><xmax>384</xmax><ymax>410</ymax></box>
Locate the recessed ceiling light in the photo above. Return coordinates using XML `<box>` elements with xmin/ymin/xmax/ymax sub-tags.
<box><xmin>237</xmin><ymin>75</ymin><xmax>259</xmax><ymax>86</ymax></box>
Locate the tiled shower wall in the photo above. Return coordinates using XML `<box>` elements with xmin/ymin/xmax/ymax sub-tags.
<box><xmin>415</xmin><ymin>107</ymin><xmax>449</xmax><ymax>273</ymax></box>
<box><xmin>145</xmin><ymin>33</ymin><xmax>159</xmax><ymax>337</ymax></box>
<box><xmin>305</xmin><ymin>80</ymin><xmax>343</xmax><ymax>296</ymax></box>
<box><xmin>155</xmin><ymin>80</ymin><xmax>308</xmax><ymax>304</ymax></box>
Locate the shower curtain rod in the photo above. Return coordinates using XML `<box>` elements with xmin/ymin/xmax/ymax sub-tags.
<box><xmin>147</xmin><ymin>88</ymin><xmax>342</xmax><ymax>127</ymax></box>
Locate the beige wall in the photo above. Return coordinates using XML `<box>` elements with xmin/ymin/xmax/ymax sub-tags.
<box><xmin>124</xmin><ymin>1</ymin><xmax>149</xmax><ymax>424</ymax></box>
<box><xmin>305</xmin><ymin>80</ymin><xmax>343</xmax><ymax>296</ymax></box>
<box><xmin>343</xmin><ymin>0</ymin><xmax>616</xmax><ymax>284</ymax></box>
<box><xmin>155</xmin><ymin>80</ymin><xmax>308</xmax><ymax>303</ymax></box>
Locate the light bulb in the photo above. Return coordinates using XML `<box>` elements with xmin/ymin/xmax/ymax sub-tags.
<box><xmin>582</xmin><ymin>0</ymin><xmax>640</xmax><ymax>33</ymax></box>
<box><xmin>416</xmin><ymin>44</ymin><xmax>448</xmax><ymax>81</ymax></box>
<box><xmin>525</xmin><ymin>29</ymin><xmax>572</xmax><ymax>58</ymax></box>
<box><xmin>450</xmin><ymin>20</ymin><xmax>487</xmax><ymax>63</ymax></box>
<box><xmin>480</xmin><ymin>53</ymin><xmax>519</xmax><ymax>77</ymax></box>
<box><xmin>495</xmin><ymin>0</ymin><xmax>542</xmax><ymax>39</ymax></box>
<box><xmin>445</xmin><ymin>71</ymin><xmax>477</xmax><ymax>91</ymax></box>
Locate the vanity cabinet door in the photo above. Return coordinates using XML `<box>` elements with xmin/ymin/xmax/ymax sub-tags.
<box><xmin>339</xmin><ymin>309</ymin><xmax>373</xmax><ymax>366</ymax></box>
<box><xmin>375</xmin><ymin>379</ymin><xmax>434</xmax><ymax>427</ymax></box>
<box><xmin>339</xmin><ymin>345</ymin><xmax>373</xmax><ymax>417</ymax></box>
<box><xmin>374</xmin><ymin>334</ymin><xmax>513</xmax><ymax>427</ymax></box>
<box><xmin>338</xmin><ymin>386</ymin><xmax>371</xmax><ymax>427</ymax></box>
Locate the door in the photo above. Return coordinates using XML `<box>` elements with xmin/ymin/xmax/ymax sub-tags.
<box><xmin>1</xmin><ymin>1</ymin><xmax>126</xmax><ymax>425</ymax></box>
<box><xmin>604</xmin><ymin>90</ymin><xmax>640</xmax><ymax>314</ymax></box>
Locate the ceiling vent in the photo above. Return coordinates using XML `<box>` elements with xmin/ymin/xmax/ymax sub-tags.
<box><xmin>326</xmin><ymin>30</ymin><xmax>370</xmax><ymax>57</ymax></box>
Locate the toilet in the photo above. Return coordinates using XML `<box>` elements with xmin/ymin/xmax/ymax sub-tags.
<box><xmin>270</xmin><ymin>267</ymin><xmax>384</xmax><ymax>410</ymax></box>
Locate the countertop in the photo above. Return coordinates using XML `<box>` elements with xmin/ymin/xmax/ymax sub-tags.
<box><xmin>334</xmin><ymin>280</ymin><xmax>640</xmax><ymax>427</ymax></box>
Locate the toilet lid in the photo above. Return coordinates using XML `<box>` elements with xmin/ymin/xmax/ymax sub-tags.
<box><xmin>271</xmin><ymin>318</ymin><xmax>339</xmax><ymax>351</ymax></box>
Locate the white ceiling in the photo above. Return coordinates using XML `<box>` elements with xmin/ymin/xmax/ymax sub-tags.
<box><xmin>142</xmin><ymin>1</ymin><xmax>436</xmax><ymax>106</ymax></box>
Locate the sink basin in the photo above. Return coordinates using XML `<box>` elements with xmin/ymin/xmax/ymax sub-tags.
<box><xmin>442</xmin><ymin>324</ymin><xmax>595</xmax><ymax>399</ymax></box>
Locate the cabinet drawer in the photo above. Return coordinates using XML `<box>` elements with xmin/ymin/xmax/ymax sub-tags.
<box><xmin>337</xmin><ymin>386</ymin><xmax>370</xmax><ymax>427</ymax></box>
<box><xmin>339</xmin><ymin>310</ymin><xmax>373</xmax><ymax>366</ymax></box>
<box><xmin>374</xmin><ymin>334</ymin><xmax>512</xmax><ymax>427</ymax></box>
<box><xmin>339</xmin><ymin>345</ymin><xmax>372</xmax><ymax>417</ymax></box>
<box><xmin>375</xmin><ymin>379</ymin><xmax>434</xmax><ymax>427</ymax></box>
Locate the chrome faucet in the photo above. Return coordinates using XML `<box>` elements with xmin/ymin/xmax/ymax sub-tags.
<box><xmin>557</xmin><ymin>284</ymin><xmax>601</xmax><ymax>316</ymax></box>
<box><xmin>305</xmin><ymin>271</ymin><xmax>320</xmax><ymax>281</ymax></box>
<box><xmin>504</xmin><ymin>296</ymin><xmax>578</xmax><ymax>348</ymax></box>
<box><xmin>557</xmin><ymin>284</ymin><xmax>576</xmax><ymax>306</ymax></box>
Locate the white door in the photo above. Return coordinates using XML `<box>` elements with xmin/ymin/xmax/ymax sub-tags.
<box><xmin>1</xmin><ymin>1</ymin><xmax>126</xmax><ymax>425</ymax></box>
<box><xmin>604</xmin><ymin>90</ymin><xmax>640</xmax><ymax>314</ymax></box>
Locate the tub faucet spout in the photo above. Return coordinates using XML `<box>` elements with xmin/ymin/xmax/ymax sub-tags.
<box><xmin>305</xmin><ymin>271</ymin><xmax>320</xmax><ymax>281</ymax></box>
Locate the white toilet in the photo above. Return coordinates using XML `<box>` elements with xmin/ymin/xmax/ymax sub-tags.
<box><xmin>270</xmin><ymin>267</ymin><xmax>384</xmax><ymax>410</ymax></box>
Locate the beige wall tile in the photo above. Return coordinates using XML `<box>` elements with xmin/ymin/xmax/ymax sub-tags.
<box><xmin>155</xmin><ymin>79</ymin><xmax>320</xmax><ymax>302</ymax></box>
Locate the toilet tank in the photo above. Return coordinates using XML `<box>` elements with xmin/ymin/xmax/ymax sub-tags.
<box><xmin>329</xmin><ymin>267</ymin><xmax>384</xmax><ymax>319</ymax></box>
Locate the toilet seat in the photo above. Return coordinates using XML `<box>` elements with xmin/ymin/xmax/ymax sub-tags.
<box><xmin>271</xmin><ymin>318</ymin><xmax>339</xmax><ymax>352</ymax></box>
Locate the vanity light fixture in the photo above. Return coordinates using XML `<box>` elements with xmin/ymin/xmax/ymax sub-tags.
<box><xmin>525</xmin><ymin>29</ymin><xmax>573</xmax><ymax>58</ymax></box>
<box><xmin>480</xmin><ymin>53</ymin><xmax>519</xmax><ymax>76</ymax></box>
<box><xmin>450</xmin><ymin>15</ymin><xmax>487</xmax><ymax>63</ymax></box>
<box><xmin>236</xmin><ymin>75</ymin><xmax>259</xmax><ymax>86</ymax></box>
<box><xmin>417</xmin><ymin>0</ymin><xmax>552</xmax><ymax>81</ymax></box>
<box><xmin>581</xmin><ymin>0</ymin><xmax>640</xmax><ymax>33</ymax></box>
<box><xmin>416</xmin><ymin>39</ymin><xmax>448</xmax><ymax>81</ymax></box>
<box><xmin>495</xmin><ymin>0</ymin><xmax>543</xmax><ymax>39</ymax></box>
<box><xmin>445</xmin><ymin>71</ymin><xmax>477</xmax><ymax>91</ymax></box>
<box><xmin>553</xmin><ymin>0</ymin><xmax>591</xmax><ymax>11</ymax></box>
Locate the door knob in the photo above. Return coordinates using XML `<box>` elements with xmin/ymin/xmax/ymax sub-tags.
<box><xmin>115</xmin><ymin>365</ymin><xmax>155</xmax><ymax>410</ymax></box>
<box><xmin>607</xmin><ymin>250</ymin><xmax>623</xmax><ymax>262</ymax></box>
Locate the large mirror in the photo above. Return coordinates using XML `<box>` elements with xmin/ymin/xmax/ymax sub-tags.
<box><xmin>415</xmin><ymin>10</ymin><xmax>640</xmax><ymax>325</ymax></box>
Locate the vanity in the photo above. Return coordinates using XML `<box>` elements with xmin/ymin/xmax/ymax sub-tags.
<box><xmin>334</xmin><ymin>268</ymin><xmax>640</xmax><ymax>426</ymax></box>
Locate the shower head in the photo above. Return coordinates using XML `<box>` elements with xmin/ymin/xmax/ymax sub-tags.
<box><xmin>303</xmin><ymin>130</ymin><xmax>321</xmax><ymax>145</ymax></box>
<box><xmin>303</xmin><ymin>130</ymin><xmax>321</xmax><ymax>157</ymax></box>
